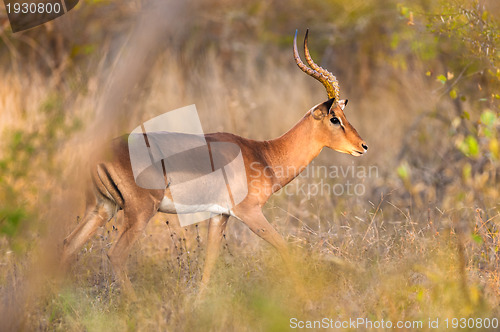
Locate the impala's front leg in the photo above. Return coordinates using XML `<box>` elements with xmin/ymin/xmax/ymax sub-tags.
<box><xmin>235</xmin><ymin>206</ymin><xmax>311</xmax><ymax>300</ymax></box>
<box><xmin>198</xmin><ymin>214</ymin><xmax>229</xmax><ymax>297</ymax></box>
<box><xmin>236</xmin><ymin>207</ymin><xmax>293</xmax><ymax>271</ymax></box>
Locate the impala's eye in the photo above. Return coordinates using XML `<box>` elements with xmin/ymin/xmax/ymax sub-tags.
<box><xmin>330</xmin><ymin>117</ymin><xmax>340</xmax><ymax>125</ymax></box>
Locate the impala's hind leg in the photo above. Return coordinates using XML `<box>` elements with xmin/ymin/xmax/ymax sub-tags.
<box><xmin>61</xmin><ymin>196</ymin><xmax>116</xmax><ymax>267</ymax></box>
<box><xmin>107</xmin><ymin>204</ymin><xmax>157</xmax><ymax>298</ymax></box>
<box><xmin>198</xmin><ymin>214</ymin><xmax>229</xmax><ymax>297</ymax></box>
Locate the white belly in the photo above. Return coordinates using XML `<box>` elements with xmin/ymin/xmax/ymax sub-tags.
<box><xmin>159</xmin><ymin>196</ymin><xmax>231</xmax><ymax>215</ymax></box>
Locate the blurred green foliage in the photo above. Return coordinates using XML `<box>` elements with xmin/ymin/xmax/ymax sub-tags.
<box><xmin>0</xmin><ymin>94</ymin><xmax>81</xmax><ymax>251</ymax></box>
<box><xmin>387</xmin><ymin>0</ymin><xmax>500</xmax><ymax>210</ymax></box>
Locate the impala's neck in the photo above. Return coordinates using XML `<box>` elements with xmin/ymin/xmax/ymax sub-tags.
<box><xmin>264</xmin><ymin>114</ymin><xmax>323</xmax><ymax>189</ymax></box>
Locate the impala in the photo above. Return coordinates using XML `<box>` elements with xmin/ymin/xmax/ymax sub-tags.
<box><xmin>61</xmin><ymin>30</ymin><xmax>368</xmax><ymax>295</ymax></box>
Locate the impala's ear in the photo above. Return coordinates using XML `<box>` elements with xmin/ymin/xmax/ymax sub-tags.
<box><xmin>339</xmin><ymin>99</ymin><xmax>348</xmax><ymax>111</ymax></box>
<box><xmin>324</xmin><ymin>97</ymin><xmax>336</xmax><ymax>112</ymax></box>
<box><xmin>312</xmin><ymin>98</ymin><xmax>335</xmax><ymax>119</ymax></box>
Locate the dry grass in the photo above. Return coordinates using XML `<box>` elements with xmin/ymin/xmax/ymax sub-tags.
<box><xmin>0</xmin><ymin>0</ymin><xmax>499</xmax><ymax>331</ymax></box>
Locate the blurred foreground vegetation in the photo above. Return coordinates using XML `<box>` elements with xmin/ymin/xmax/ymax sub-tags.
<box><xmin>0</xmin><ymin>0</ymin><xmax>499</xmax><ymax>330</ymax></box>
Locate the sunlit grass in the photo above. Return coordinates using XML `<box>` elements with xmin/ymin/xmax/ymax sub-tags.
<box><xmin>31</xmin><ymin>213</ymin><xmax>498</xmax><ymax>331</ymax></box>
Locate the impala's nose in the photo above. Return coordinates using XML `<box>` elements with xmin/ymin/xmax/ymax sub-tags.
<box><xmin>362</xmin><ymin>143</ymin><xmax>368</xmax><ymax>151</ymax></box>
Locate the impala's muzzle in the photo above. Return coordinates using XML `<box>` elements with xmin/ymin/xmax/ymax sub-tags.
<box><xmin>350</xmin><ymin>142</ymin><xmax>368</xmax><ymax>156</ymax></box>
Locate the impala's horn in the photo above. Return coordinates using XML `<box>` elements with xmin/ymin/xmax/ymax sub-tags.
<box><xmin>293</xmin><ymin>29</ymin><xmax>340</xmax><ymax>104</ymax></box>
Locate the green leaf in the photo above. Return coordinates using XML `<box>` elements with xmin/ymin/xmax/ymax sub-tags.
<box><xmin>471</xmin><ymin>233</ymin><xmax>483</xmax><ymax>244</ymax></box>
<box><xmin>458</xmin><ymin>135</ymin><xmax>480</xmax><ymax>158</ymax></box>
<box><xmin>480</xmin><ymin>110</ymin><xmax>496</xmax><ymax>126</ymax></box>
<box><xmin>416</xmin><ymin>289</ymin><xmax>425</xmax><ymax>302</ymax></box>
<box><xmin>397</xmin><ymin>163</ymin><xmax>410</xmax><ymax>181</ymax></box>
<box><xmin>449</xmin><ymin>89</ymin><xmax>457</xmax><ymax>99</ymax></box>
<box><xmin>400</xmin><ymin>6</ymin><xmax>409</xmax><ymax>18</ymax></box>
<box><xmin>436</xmin><ymin>75</ymin><xmax>447</xmax><ymax>84</ymax></box>
<box><xmin>466</xmin><ymin>135</ymin><xmax>479</xmax><ymax>157</ymax></box>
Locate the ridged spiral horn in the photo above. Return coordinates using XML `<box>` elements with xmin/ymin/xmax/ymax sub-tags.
<box><xmin>293</xmin><ymin>30</ymin><xmax>339</xmax><ymax>101</ymax></box>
